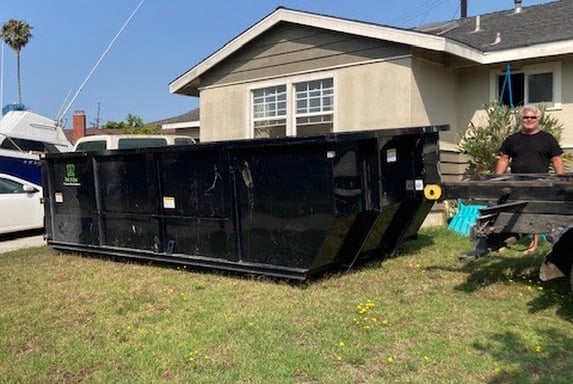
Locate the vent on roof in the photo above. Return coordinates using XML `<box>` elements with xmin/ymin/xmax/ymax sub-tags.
<box><xmin>472</xmin><ymin>15</ymin><xmax>481</xmax><ymax>32</ymax></box>
<box><xmin>491</xmin><ymin>32</ymin><xmax>501</xmax><ymax>45</ymax></box>
<box><xmin>514</xmin><ymin>0</ymin><xmax>522</xmax><ymax>13</ymax></box>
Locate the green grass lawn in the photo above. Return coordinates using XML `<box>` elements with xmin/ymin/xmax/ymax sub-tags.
<box><xmin>1</xmin><ymin>226</ymin><xmax>572</xmax><ymax>383</ymax></box>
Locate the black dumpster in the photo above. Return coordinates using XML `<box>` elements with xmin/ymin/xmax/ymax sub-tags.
<box><xmin>41</xmin><ymin>126</ymin><xmax>446</xmax><ymax>280</ymax></box>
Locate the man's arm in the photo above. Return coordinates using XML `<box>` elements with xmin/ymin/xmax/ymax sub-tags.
<box><xmin>552</xmin><ymin>155</ymin><xmax>565</xmax><ymax>174</ymax></box>
<box><xmin>495</xmin><ymin>154</ymin><xmax>510</xmax><ymax>175</ymax></box>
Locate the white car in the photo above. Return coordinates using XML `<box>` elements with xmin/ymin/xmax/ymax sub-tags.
<box><xmin>0</xmin><ymin>173</ymin><xmax>44</xmax><ymax>235</ymax></box>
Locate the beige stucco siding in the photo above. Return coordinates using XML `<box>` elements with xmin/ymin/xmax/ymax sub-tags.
<box><xmin>200</xmin><ymin>58</ymin><xmax>418</xmax><ymax>142</ymax></box>
<box><xmin>410</xmin><ymin>57</ymin><xmax>458</xmax><ymax>145</ymax></box>
<box><xmin>199</xmin><ymin>56</ymin><xmax>460</xmax><ymax>142</ymax></box>
<box><xmin>552</xmin><ymin>58</ymin><xmax>573</xmax><ymax>149</ymax></box>
<box><xmin>196</xmin><ymin>22</ymin><xmax>573</xmax><ymax>154</ymax></box>
<box><xmin>199</xmin><ymin>85</ymin><xmax>249</xmax><ymax>142</ymax></box>
<box><xmin>335</xmin><ymin>58</ymin><xmax>413</xmax><ymax>131</ymax></box>
<box><xmin>453</xmin><ymin>68</ymin><xmax>491</xmax><ymax>148</ymax></box>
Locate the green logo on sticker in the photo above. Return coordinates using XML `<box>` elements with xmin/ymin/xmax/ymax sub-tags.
<box><xmin>64</xmin><ymin>164</ymin><xmax>79</xmax><ymax>185</ymax></box>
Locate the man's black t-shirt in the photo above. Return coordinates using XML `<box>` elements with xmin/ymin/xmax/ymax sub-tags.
<box><xmin>499</xmin><ymin>131</ymin><xmax>563</xmax><ymax>173</ymax></box>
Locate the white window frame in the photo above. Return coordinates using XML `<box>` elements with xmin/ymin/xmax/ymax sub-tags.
<box><xmin>489</xmin><ymin>61</ymin><xmax>562</xmax><ymax>110</ymax></box>
<box><xmin>251</xmin><ymin>84</ymin><xmax>287</xmax><ymax>139</ymax></box>
<box><xmin>248</xmin><ymin>72</ymin><xmax>336</xmax><ymax>138</ymax></box>
<box><xmin>293</xmin><ymin>78</ymin><xmax>334</xmax><ymax>136</ymax></box>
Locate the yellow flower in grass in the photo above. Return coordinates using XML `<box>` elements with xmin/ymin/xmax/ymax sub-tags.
<box><xmin>534</xmin><ymin>345</ymin><xmax>542</xmax><ymax>353</ymax></box>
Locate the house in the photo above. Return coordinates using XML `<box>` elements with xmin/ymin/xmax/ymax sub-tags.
<box><xmin>149</xmin><ymin>108</ymin><xmax>200</xmax><ymax>141</ymax></box>
<box><xmin>66</xmin><ymin>109</ymin><xmax>200</xmax><ymax>145</ymax></box>
<box><xmin>168</xmin><ymin>0</ymin><xmax>573</xmax><ymax>181</ymax></box>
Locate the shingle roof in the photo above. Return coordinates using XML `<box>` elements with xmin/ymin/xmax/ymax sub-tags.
<box><xmin>147</xmin><ymin>107</ymin><xmax>199</xmax><ymax>126</ymax></box>
<box><xmin>425</xmin><ymin>0</ymin><xmax>573</xmax><ymax>52</ymax></box>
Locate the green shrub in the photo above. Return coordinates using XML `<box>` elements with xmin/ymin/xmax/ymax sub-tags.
<box><xmin>458</xmin><ymin>102</ymin><xmax>565</xmax><ymax>177</ymax></box>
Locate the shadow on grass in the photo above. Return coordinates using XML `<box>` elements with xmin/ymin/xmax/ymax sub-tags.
<box><xmin>396</xmin><ymin>233</ymin><xmax>436</xmax><ymax>254</ymax></box>
<box><xmin>455</xmin><ymin>251</ymin><xmax>546</xmax><ymax>292</ymax></box>
<box><xmin>324</xmin><ymin>233</ymin><xmax>437</xmax><ymax>280</ymax></box>
<box><xmin>474</xmin><ymin>328</ymin><xmax>573</xmax><ymax>384</ymax></box>
<box><xmin>425</xmin><ymin>245</ymin><xmax>573</xmax><ymax>322</ymax></box>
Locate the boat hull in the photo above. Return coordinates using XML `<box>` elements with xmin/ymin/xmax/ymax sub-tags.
<box><xmin>0</xmin><ymin>149</ymin><xmax>41</xmax><ymax>184</ymax></box>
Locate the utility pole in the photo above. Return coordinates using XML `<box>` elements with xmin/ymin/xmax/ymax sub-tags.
<box><xmin>91</xmin><ymin>102</ymin><xmax>101</xmax><ymax>128</ymax></box>
<box><xmin>461</xmin><ymin>0</ymin><xmax>467</xmax><ymax>18</ymax></box>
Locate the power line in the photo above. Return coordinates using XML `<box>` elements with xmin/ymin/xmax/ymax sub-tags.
<box><xmin>56</xmin><ymin>0</ymin><xmax>145</xmax><ymax>124</ymax></box>
<box><xmin>389</xmin><ymin>0</ymin><xmax>451</xmax><ymax>26</ymax></box>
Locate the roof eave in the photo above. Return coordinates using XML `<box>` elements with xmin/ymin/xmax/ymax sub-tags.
<box><xmin>480</xmin><ymin>40</ymin><xmax>573</xmax><ymax>64</ymax></box>
<box><xmin>168</xmin><ymin>7</ymin><xmax>573</xmax><ymax>96</ymax></box>
<box><xmin>169</xmin><ymin>8</ymin><xmax>450</xmax><ymax>95</ymax></box>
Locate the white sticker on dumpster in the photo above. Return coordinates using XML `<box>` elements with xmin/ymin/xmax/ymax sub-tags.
<box><xmin>163</xmin><ymin>196</ymin><xmax>176</xmax><ymax>209</ymax></box>
<box><xmin>386</xmin><ymin>148</ymin><xmax>397</xmax><ymax>162</ymax></box>
<box><xmin>415</xmin><ymin>179</ymin><xmax>424</xmax><ymax>191</ymax></box>
<box><xmin>55</xmin><ymin>192</ymin><xmax>63</xmax><ymax>203</ymax></box>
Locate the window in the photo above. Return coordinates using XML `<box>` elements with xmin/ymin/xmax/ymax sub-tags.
<box><xmin>251</xmin><ymin>77</ymin><xmax>334</xmax><ymax>138</ymax></box>
<box><xmin>118</xmin><ymin>138</ymin><xmax>168</xmax><ymax>149</ymax></box>
<box><xmin>295</xmin><ymin>79</ymin><xmax>333</xmax><ymax>136</ymax></box>
<box><xmin>174</xmin><ymin>137</ymin><xmax>194</xmax><ymax>145</ymax></box>
<box><xmin>528</xmin><ymin>72</ymin><xmax>553</xmax><ymax>103</ymax></box>
<box><xmin>0</xmin><ymin>177</ymin><xmax>25</xmax><ymax>194</ymax></box>
<box><xmin>491</xmin><ymin>62</ymin><xmax>561</xmax><ymax>108</ymax></box>
<box><xmin>252</xmin><ymin>85</ymin><xmax>287</xmax><ymax>138</ymax></box>
<box><xmin>75</xmin><ymin>140</ymin><xmax>107</xmax><ymax>152</ymax></box>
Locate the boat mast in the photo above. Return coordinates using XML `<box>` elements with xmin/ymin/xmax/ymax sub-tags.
<box><xmin>56</xmin><ymin>0</ymin><xmax>145</xmax><ymax>125</ymax></box>
<box><xmin>1</xmin><ymin>41</ymin><xmax>4</xmax><ymax>110</ymax></box>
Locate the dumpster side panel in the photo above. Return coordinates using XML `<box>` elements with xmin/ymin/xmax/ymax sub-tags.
<box><xmin>158</xmin><ymin>150</ymin><xmax>237</xmax><ymax>259</ymax></box>
<box><xmin>233</xmin><ymin>143</ymin><xmax>335</xmax><ymax>269</ymax></box>
<box><xmin>97</xmin><ymin>154</ymin><xmax>160</xmax><ymax>251</ymax></box>
<box><xmin>321</xmin><ymin>138</ymin><xmax>381</xmax><ymax>267</ymax></box>
<box><xmin>378</xmin><ymin>133</ymin><xmax>440</xmax><ymax>248</ymax></box>
<box><xmin>46</xmin><ymin>157</ymin><xmax>99</xmax><ymax>245</ymax></box>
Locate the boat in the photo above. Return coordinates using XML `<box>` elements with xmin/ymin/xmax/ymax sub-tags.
<box><xmin>0</xmin><ymin>1</ymin><xmax>143</xmax><ymax>186</ymax></box>
<box><xmin>0</xmin><ymin>104</ymin><xmax>72</xmax><ymax>184</ymax></box>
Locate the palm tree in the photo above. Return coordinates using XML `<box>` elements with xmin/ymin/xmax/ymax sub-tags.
<box><xmin>1</xmin><ymin>19</ymin><xmax>33</xmax><ymax>105</ymax></box>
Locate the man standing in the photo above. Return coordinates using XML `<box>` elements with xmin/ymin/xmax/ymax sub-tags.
<box><xmin>495</xmin><ymin>105</ymin><xmax>564</xmax><ymax>253</ymax></box>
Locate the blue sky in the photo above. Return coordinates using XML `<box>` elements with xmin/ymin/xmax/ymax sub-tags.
<box><xmin>0</xmin><ymin>0</ymin><xmax>550</xmax><ymax>128</ymax></box>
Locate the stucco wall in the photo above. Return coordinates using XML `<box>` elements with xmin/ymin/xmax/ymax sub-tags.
<box><xmin>454</xmin><ymin>68</ymin><xmax>491</xmax><ymax>147</ymax></box>
<box><xmin>551</xmin><ymin>57</ymin><xmax>573</xmax><ymax>149</ymax></box>
<box><xmin>199</xmin><ymin>86</ymin><xmax>249</xmax><ymax>142</ymax></box>
<box><xmin>410</xmin><ymin>57</ymin><xmax>458</xmax><ymax>147</ymax></box>
<box><xmin>335</xmin><ymin>58</ymin><xmax>413</xmax><ymax>131</ymax></box>
<box><xmin>199</xmin><ymin>56</ymin><xmax>461</xmax><ymax>142</ymax></box>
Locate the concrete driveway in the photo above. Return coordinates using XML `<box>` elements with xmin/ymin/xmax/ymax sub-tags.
<box><xmin>0</xmin><ymin>231</ymin><xmax>46</xmax><ymax>253</ymax></box>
